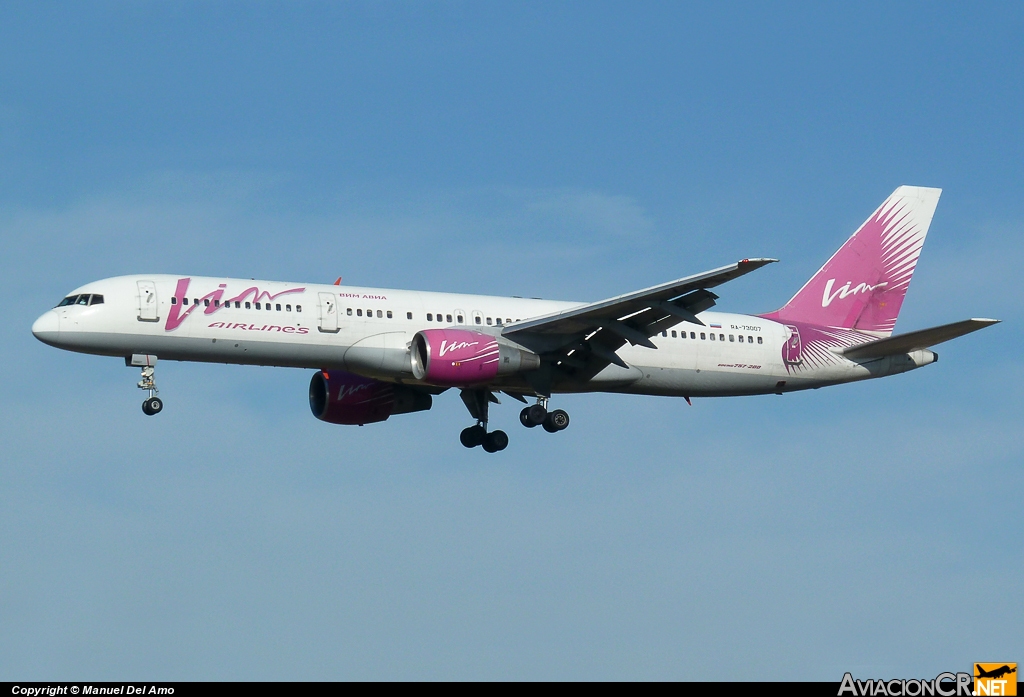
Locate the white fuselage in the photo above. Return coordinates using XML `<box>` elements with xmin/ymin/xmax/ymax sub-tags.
<box><xmin>32</xmin><ymin>274</ymin><xmax>933</xmax><ymax>399</ymax></box>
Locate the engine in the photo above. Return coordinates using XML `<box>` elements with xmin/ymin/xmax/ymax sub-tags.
<box><xmin>309</xmin><ymin>370</ymin><xmax>432</xmax><ymax>425</ymax></box>
<box><xmin>410</xmin><ymin>329</ymin><xmax>540</xmax><ymax>386</ymax></box>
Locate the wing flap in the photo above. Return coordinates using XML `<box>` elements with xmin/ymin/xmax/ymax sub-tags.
<box><xmin>839</xmin><ymin>318</ymin><xmax>1000</xmax><ymax>360</ymax></box>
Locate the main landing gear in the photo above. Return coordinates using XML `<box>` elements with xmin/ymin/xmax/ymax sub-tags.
<box><xmin>458</xmin><ymin>391</ymin><xmax>570</xmax><ymax>452</ymax></box>
<box><xmin>519</xmin><ymin>397</ymin><xmax>569</xmax><ymax>433</ymax></box>
<box><xmin>460</xmin><ymin>424</ymin><xmax>509</xmax><ymax>453</ymax></box>
<box><xmin>459</xmin><ymin>389</ymin><xmax>508</xmax><ymax>453</ymax></box>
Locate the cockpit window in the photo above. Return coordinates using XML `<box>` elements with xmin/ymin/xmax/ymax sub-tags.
<box><xmin>89</xmin><ymin>294</ymin><xmax>104</xmax><ymax>305</ymax></box>
<box><xmin>56</xmin><ymin>295</ymin><xmax>79</xmax><ymax>307</ymax></box>
<box><xmin>76</xmin><ymin>295</ymin><xmax>90</xmax><ymax>305</ymax></box>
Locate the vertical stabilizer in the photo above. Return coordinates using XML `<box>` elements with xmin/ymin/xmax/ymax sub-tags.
<box><xmin>763</xmin><ymin>186</ymin><xmax>941</xmax><ymax>336</ymax></box>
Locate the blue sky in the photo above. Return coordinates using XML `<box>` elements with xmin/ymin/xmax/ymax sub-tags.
<box><xmin>1</xmin><ymin>2</ymin><xmax>1021</xmax><ymax>680</ymax></box>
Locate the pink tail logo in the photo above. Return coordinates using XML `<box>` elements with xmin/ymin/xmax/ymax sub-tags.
<box><xmin>762</xmin><ymin>186</ymin><xmax>940</xmax><ymax>336</ymax></box>
<box><xmin>821</xmin><ymin>279</ymin><xmax>888</xmax><ymax>307</ymax></box>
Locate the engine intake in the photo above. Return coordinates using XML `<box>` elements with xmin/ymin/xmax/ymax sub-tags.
<box><xmin>309</xmin><ymin>370</ymin><xmax>431</xmax><ymax>425</ymax></box>
<box><xmin>410</xmin><ymin>329</ymin><xmax>540</xmax><ymax>386</ymax></box>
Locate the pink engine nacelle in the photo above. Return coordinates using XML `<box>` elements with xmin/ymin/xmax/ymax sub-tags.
<box><xmin>410</xmin><ymin>329</ymin><xmax>540</xmax><ymax>386</ymax></box>
<box><xmin>309</xmin><ymin>370</ymin><xmax>432</xmax><ymax>425</ymax></box>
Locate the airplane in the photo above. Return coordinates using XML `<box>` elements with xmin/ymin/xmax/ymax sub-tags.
<box><xmin>32</xmin><ymin>185</ymin><xmax>999</xmax><ymax>453</ymax></box>
<box><xmin>975</xmin><ymin>665</ymin><xmax>1016</xmax><ymax>680</ymax></box>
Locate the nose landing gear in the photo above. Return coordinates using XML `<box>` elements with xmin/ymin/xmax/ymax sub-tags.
<box><xmin>519</xmin><ymin>397</ymin><xmax>569</xmax><ymax>433</ymax></box>
<box><xmin>129</xmin><ymin>354</ymin><xmax>163</xmax><ymax>416</ymax></box>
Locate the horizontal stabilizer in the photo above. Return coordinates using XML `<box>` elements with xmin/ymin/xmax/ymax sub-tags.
<box><xmin>839</xmin><ymin>318</ymin><xmax>1000</xmax><ymax>360</ymax></box>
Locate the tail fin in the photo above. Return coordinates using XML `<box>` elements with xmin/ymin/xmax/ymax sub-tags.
<box><xmin>764</xmin><ymin>186</ymin><xmax>941</xmax><ymax>336</ymax></box>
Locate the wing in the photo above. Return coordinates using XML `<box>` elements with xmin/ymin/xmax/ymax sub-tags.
<box><xmin>501</xmin><ymin>258</ymin><xmax>777</xmax><ymax>391</ymax></box>
<box><xmin>839</xmin><ymin>318</ymin><xmax>1000</xmax><ymax>360</ymax></box>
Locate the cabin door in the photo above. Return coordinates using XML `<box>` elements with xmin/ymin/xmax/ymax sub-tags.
<box><xmin>318</xmin><ymin>292</ymin><xmax>339</xmax><ymax>333</ymax></box>
<box><xmin>137</xmin><ymin>280</ymin><xmax>159</xmax><ymax>322</ymax></box>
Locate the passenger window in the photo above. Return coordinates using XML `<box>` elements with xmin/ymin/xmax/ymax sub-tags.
<box><xmin>437</xmin><ymin>312</ymin><xmax>443</xmax><ymax>322</ymax></box>
<box><xmin>255</xmin><ymin>302</ymin><xmax>261</xmax><ymax>310</ymax></box>
<box><xmin>266</xmin><ymin>304</ymin><xmax>271</xmax><ymax>311</ymax></box>
<box><xmin>701</xmin><ymin>332</ymin><xmax>706</xmax><ymax>340</ymax></box>
<box><xmin>748</xmin><ymin>335</ymin><xmax>753</xmax><ymax>343</ymax></box>
<box><xmin>497</xmin><ymin>318</ymin><xmax>503</xmax><ymax>326</ymax></box>
<box><xmin>447</xmin><ymin>314</ymin><xmax>453</xmax><ymax>323</ymax></box>
<box><xmin>245</xmin><ymin>302</ymin><xmax>251</xmax><ymax>309</ymax></box>
<box><xmin>357</xmin><ymin>309</ymin><xmax>363</xmax><ymax>317</ymax></box>
<box><xmin>738</xmin><ymin>335</ymin><xmax>744</xmax><ymax>343</ymax></box>
<box><xmin>690</xmin><ymin>332</ymin><xmax>696</xmax><ymax>339</ymax></box>
<box><xmin>276</xmin><ymin>304</ymin><xmax>282</xmax><ymax>311</ymax></box>
<box><xmin>387</xmin><ymin>310</ymin><xmax>393</xmax><ymax>319</ymax></box>
<box><xmin>662</xmin><ymin>331</ymin><xmax>667</xmax><ymax>337</ymax></box>
<box><xmin>486</xmin><ymin>317</ymin><xmax>492</xmax><ymax>325</ymax></box>
<box><xmin>171</xmin><ymin>297</ymin><xmax>178</xmax><ymax>305</ymax></box>
<box><xmin>377</xmin><ymin>310</ymin><xmax>382</xmax><ymax>318</ymax></box>
<box><xmin>407</xmin><ymin>312</ymin><xmax>413</xmax><ymax>320</ymax></box>
<box><xmin>719</xmin><ymin>334</ymin><xmax>725</xmax><ymax>341</ymax></box>
<box><xmin>475</xmin><ymin>316</ymin><xmax>482</xmax><ymax>325</ymax></box>
<box><xmin>367</xmin><ymin>309</ymin><xmax>372</xmax><ymax>317</ymax></box>
<box><xmin>709</xmin><ymin>333</ymin><xmax>715</xmax><ymax>341</ymax></box>
<box><xmin>426</xmin><ymin>313</ymin><xmax>433</xmax><ymax>321</ymax></box>
<box><xmin>671</xmin><ymin>331</ymin><xmax>676</xmax><ymax>338</ymax></box>
<box><xmin>183</xmin><ymin>297</ymin><xmax>190</xmax><ymax>306</ymax></box>
<box><xmin>457</xmin><ymin>315</ymin><xmax>464</xmax><ymax>323</ymax></box>
<box><xmin>347</xmin><ymin>308</ymin><xmax>352</xmax><ymax>315</ymax></box>
<box><xmin>506</xmin><ymin>318</ymin><xmax>511</xmax><ymax>324</ymax></box>
<box><xmin>296</xmin><ymin>305</ymin><xmax>301</xmax><ymax>312</ymax></box>
<box><xmin>204</xmin><ymin>299</ymin><xmax>210</xmax><ymax>307</ymax></box>
<box><xmin>757</xmin><ymin>336</ymin><xmax>763</xmax><ymax>344</ymax></box>
<box><xmin>193</xmin><ymin>299</ymin><xmax>199</xmax><ymax>306</ymax></box>
<box><xmin>729</xmin><ymin>334</ymin><xmax>734</xmax><ymax>342</ymax></box>
<box><xmin>214</xmin><ymin>300</ymin><xmax>221</xmax><ymax>307</ymax></box>
<box><xmin>286</xmin><ymin>304</ymin><xmax>291</xmax><ymax>312</ymax></box>
<box><xmin>235</xmin><ymin>301</ymin><xmax>241</xmax><ymax>308</ymax></box>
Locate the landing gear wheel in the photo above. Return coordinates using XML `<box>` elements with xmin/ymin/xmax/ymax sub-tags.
<box><xmin>142</xmin><ymin>397</ymin><xmax>163</xmax><ymax>416</ymax></box>
<box><xmin>520</xmin><ymin>406</ymin><xmax>539</xmax><ymax>428</ymax></box>
<box><xmin>521</xmin><ymin>404</ymin><xmax>546</xmax><ymax>427</ymax></box>
<box><xmin>482</xmin><ymin>430</ymin><xmax>509</xmax><ymax>453</ymax></box>
<box><xmin>543</xmin><ymin>409</ymin><xmax>569</xmax><ymax>432</ymax></box>
<box><xmin>460</xmin><ymin>425</ymin><xmax>486</xmax><ymax>448</ymax></box>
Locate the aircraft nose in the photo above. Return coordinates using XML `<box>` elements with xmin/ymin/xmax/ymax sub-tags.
<box><xmin>31</xmin><ymin>310</ymin><xmax>60</xmax><ymax>345</ymax></box>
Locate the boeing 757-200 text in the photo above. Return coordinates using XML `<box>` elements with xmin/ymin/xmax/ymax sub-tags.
<box><xmin>32</xmin><ymin>186</ymin><xmax>998</xmax><ymax>452</ymax></box>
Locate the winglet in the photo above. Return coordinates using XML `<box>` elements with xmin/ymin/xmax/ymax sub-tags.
<box><xmin>333</xmin><ymin>277</ymin><xmax>342</xmax><ymax>285</ymax></box>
